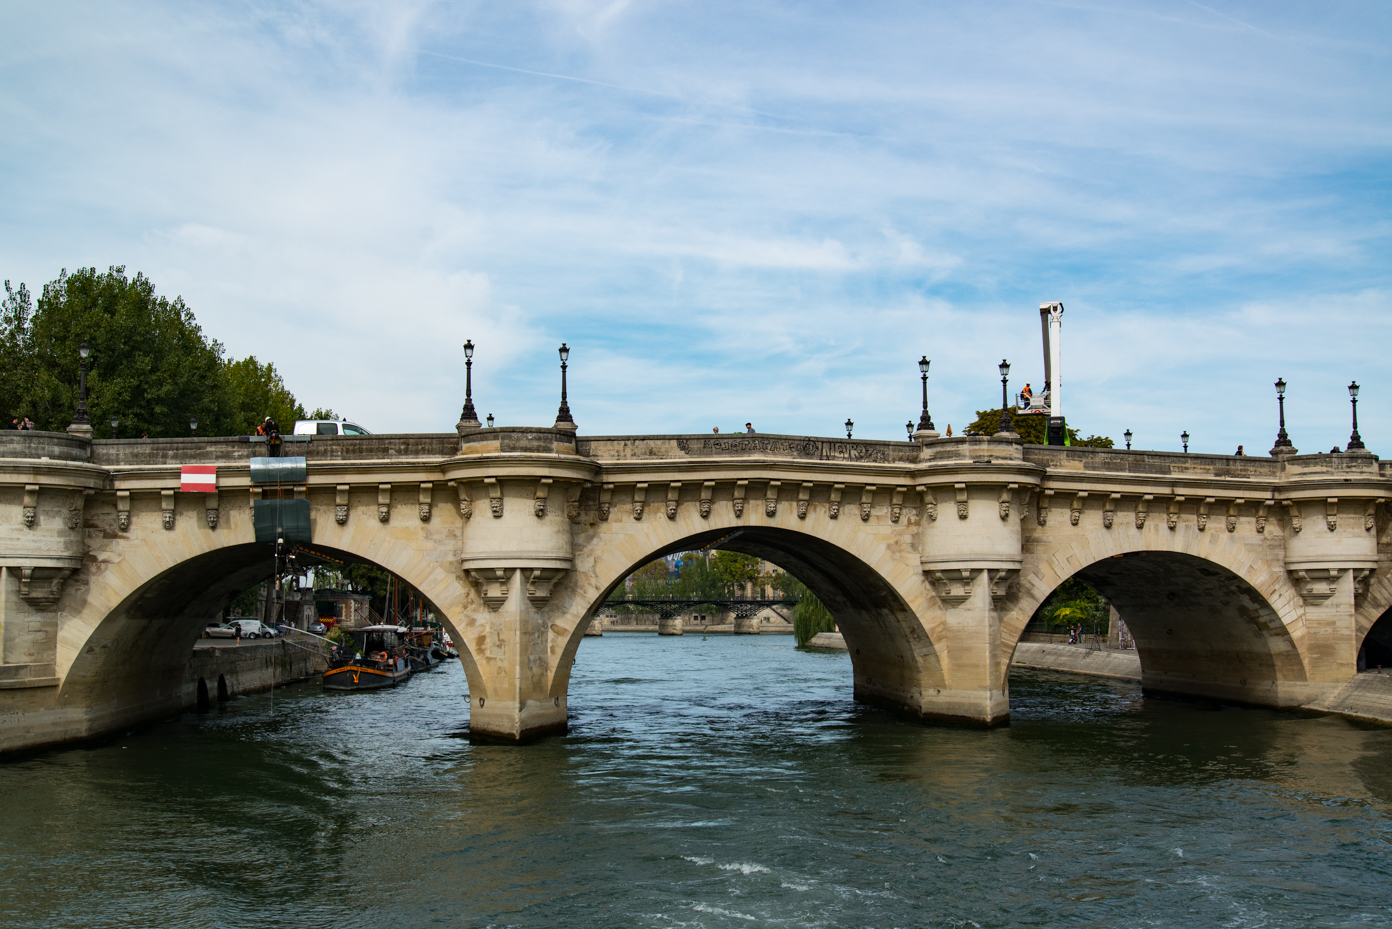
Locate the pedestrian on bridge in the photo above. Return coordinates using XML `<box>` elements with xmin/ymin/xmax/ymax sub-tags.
<box><xmin>746</xmin><ymin>423</ymin><xmax>755</xmax><ymax>433</ymax></box>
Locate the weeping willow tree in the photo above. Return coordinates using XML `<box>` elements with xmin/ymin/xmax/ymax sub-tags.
<box><xmin>779</xmin><ymin>575</ymin><xmax>836</xmax><ymax>646</ymax></box>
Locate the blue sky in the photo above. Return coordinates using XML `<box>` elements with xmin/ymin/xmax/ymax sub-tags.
<box><xmin>1</xmin><ymin>1</ymin><xmax>1388</xmax><ymax>453</ymax></box>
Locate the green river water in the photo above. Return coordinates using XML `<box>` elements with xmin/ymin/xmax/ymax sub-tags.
<box><xmin>2</xmin><ymin>634</ymin><xmax>1391</xmax><ymax>928</ymax></box>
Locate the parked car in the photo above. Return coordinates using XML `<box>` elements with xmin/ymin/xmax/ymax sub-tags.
<box><xmin>204</xmin><ymin>622</ymin><xmax>238</xmax><ymax>639</ymax></box>
<box><xmin>293</xmin><ymin>419</ymin><xmax>372</xmax><ymax>436</ymax></box>
<box><xmin>308</xmin><ymin>621</ymin><xmax>329</xmax><ymax>636</ymax></box>
<box><xmin>227</xmin><ymin>619</ymin><xmax>277</xmax><ymax>639</ymax></box>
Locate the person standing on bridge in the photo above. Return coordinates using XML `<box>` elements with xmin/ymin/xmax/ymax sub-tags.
<box><xmin>745</xmin><ymin>423</ymin><xmax>755</xmax><ymax>433</ymax></box>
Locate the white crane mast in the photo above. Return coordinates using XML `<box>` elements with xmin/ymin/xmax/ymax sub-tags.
<box><xmin>1039</xmin><ymin>302</ymin><xmax>1065</xmax><ymax>444</ymax></box>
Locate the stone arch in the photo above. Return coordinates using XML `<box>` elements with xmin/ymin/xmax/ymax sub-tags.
<box><xmin>57</xmin><ymin>535</ymin><xmax>485</xmax><ymax>734</ymax></box>
<box><xmin>1001</xmin><ymin>530</ymin><xmax>1311</xmax><ymax>706</ymax></box>
<box><xmin>1358</xmin><ymin>605</ymin><xmax>1392</xmax><ymax>670</ymax></box>
<box><xmin>551</xmin><ymin>521</ymin><xmax>946</xmax><ymax>719</ymax></box>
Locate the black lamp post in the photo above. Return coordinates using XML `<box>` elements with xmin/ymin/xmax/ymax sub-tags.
<box><xmin>486</xmin><ymin>413</ymin><xmax>495</xmax><ymax>428</ymax></box>
<box><xmin>1124</xmin><ymin>429</ymin><xmax>1132</xmax><ymax>450</ymax></box>
<box><xmin>845</xmin><ymin>418</ymin><xmax>854</xmax><ymax>439</ymax></box>
<box><xmin>190</xmin><ymin>416</ymin><xmax>198</xmax><ymax>436</ymax></box>
<box><xmin>906</xmin><ymin>421</ymin><xmax>913</xmax><ymax>440</ymax></box>
<box><xmin>1181</xmin><ymin>431</ymin><xmax>1189</xmax><ymax>453</ymax></box>
<box><xmin>459</xmin><ymin>340</ymin><xmax>480</xmax><ymax>427</ymax></box>
<box><xmin>1272</xmin><ymin>378</ymin><xmax>1293</xmax><ymax>452</ymax></box>
<box><xmin>916</xmin><ymin>356</ymin><xmax>934</xmax><ymax>433</ymax></box>
<box><xmin>554</xmin><ymin>343</ymin><xmax>575</xmax><ymax>429</ymax></box>
<box><xmin>111</xmin><ymin>416</ymin><xmax>119</xmax><ymax>439</ymax></box>
<box><xmin>997</xmin><ymin>359</ymin><xmax>1014</xmax><ymax>434</ymax></box>
<box><xmin>69</xmin><ymin>340</ymin><xmax>92</xmax><ymax>433</ymax></box>
<box><xmin>1347</xmin><ymin>381</ymin><xmax>1364</xmax><ymax>450</ymax></box>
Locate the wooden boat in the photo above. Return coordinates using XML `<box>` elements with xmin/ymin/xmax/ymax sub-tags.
<box><xmin>323</xmin><ymin>625</ymin><xmax>413</xmax><ymax>691</ymax></box>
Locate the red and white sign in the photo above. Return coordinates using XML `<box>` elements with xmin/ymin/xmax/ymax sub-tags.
<box><xmin>180</xmin><ymin>465</ymin><xmax>217</xmax><ymax>493</ymax></box>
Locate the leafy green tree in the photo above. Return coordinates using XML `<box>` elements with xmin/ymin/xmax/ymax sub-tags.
<box><xmin>966</xmin><ymin>408</ymin><xmax>1113</xmax><ymax>448</ymax></box>
<box><xmin>1030</xmin><ymin>577</ymin><xmax>1111</xmax><ymax>635</ymax></box>
<box><xmin>0</xmin><ymin>281</ymin><xmax>33</xmax><ymax>425</ymax></box>
<box><xmin>223</xmin><ymin>355</ymin><xmax>306</xmax><ymax>436</ymax></box>
<box><xmin>710</xmin><ymin>551</ymin><xmax>762</xmax><ymax>593</ymax></box>
<box><xmin>780</xmin><ymin>574</ymin><xmax>837</xmax><ymax>645</ymax></box>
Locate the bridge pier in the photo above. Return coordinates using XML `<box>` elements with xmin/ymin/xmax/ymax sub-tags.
<box><xmin>658</xmin><ymin>616</ymin><xmax>683</xmax><ymax>635</ymax></box>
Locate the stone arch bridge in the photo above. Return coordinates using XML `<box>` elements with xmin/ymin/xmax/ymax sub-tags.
<box><xmin>2</xmin><ymin>426</ymin><xmax>1390</xmax><ymax>751</ymax></box>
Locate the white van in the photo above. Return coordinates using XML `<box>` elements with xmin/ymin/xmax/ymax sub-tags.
<box><xmin>293</xmin><ymin>419</ymin><xmax>372</xmax><ymax>436</ymax></box>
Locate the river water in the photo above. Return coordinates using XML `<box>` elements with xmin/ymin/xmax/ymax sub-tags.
<box><xmin>2</xmin><ymin>634</ymin><xmax>1391</xmax><ymax>928</ymax></box>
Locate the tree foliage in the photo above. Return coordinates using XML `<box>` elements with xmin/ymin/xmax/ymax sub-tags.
<box><xmin>0</xmin><ymin>266</ymin><xmax>313</xmax><ymax>436</ymax></box>
<box><xmin>966</xmin><ymin>408</ymin><xmax>1113</xmax><ymax>448</ymax></box>
<box><xmin>1031</xmin><ymin>577</ymin><xmax>1111</xmax><ymax>635</ymax></box>
<box><xmin>780</xmin><ymin>574</ymin><xmax>837</xmax><ymax>645</ymax></box>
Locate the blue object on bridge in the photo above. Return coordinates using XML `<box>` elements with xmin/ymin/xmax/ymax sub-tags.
<box><xmin>253</xmin><ymin>498</ymin><xmax>311</xmax><ymax>544</ymax></box>
<box><xmin>249</xmin><ymin>456</ymin><xmax>307</xmax><ymax>484</ymax></box>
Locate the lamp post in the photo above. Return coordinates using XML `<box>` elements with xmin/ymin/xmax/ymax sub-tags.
<box><xmin>554</xmin><ymin>343</ymin><xmax>575</xmax><ymax>431</ymax></box>
<box><xmin>1124</xmin><ymin>428</ymin><xmax>1132</xmax><ymax>450</ymax></box>
<box><xmin>1181</xmin><ymin>431</ymin><xmax>1189</xmax><ymax>453</ymax></box>
<box><xmin>906</xmin><ymin>421</ymin><xmax>914</xmax><ymax>440</ymax></box>
<box><xmin>845</xmin><ymin>418</ymin><xmax>854</xmax><ymax>439</ymax></box>
<box><xmin>486</xmin><ymin>413</ymin><xmax>495</xmax><ymax>428</ymax></box>
<box><xmin>915</xmin><ymin>356</ymin><xmax>935</xmax><ymax>435</ymax></box>
<box><xmin>111</xmin><ymin>416</ymin><xmax>119</xmax><ymax>439</ymax></box>
<box><xmin>996</xmin><ymin>359</ymin><xmax>1014</xmax><ymax>435</ymax></box>
<box><xmin>1271</xmin><ymin>378</ymin><xmax>1295</xmax><ymax>455</ymax></box>
<box><xmin>190</xmin><ymin>416</ymin><xmax>198</xmax><ymax>436</ymax></box>
<box><xmin>67</xmin><ymin>340</ymin><xmax>93</xmax><ymax>437</ymax></box>
<box><xmin>458</xmin><ymin>340</ymin><xmax>480</xmax><ymax>429</ymax></box>
<box><xmin>1347</xmin><ymin>381</ymin><xmax>1364</xmax><ymax>451</ymax></box>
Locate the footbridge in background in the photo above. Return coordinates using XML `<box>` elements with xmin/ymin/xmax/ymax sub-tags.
<box><xmin>3</xmin><ymin>425</ymin><xmax>1390</xmax><ymax>750</ymax></box>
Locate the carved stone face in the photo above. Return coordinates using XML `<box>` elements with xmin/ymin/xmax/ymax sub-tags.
<box><xmin>925</xmin><ymin>502</ymin><xmax>937</xmax><ymax>522</ymax></box>
<box><xmin>534</xmin><ymin>499</ymin><xmax>546</xmax><ymax>518</ymax></box>
<box><xmin>1166</xmin><ymin>513</ymin><xmax>1178</xmax><ymax>530</ymax></box>
<box><xmin>23</xmin><ymin>507</ymin><xmax>35</xmax><ymax>528</ymax></box>
<box><xmin>860</xmin><ymin>502</ymin><xmax>872</xmax><ymax>521</ymax></box>
<box><xmin>116</xmin><ymin>511</ymin><xmax>130</xmax><ymax>531</ymax></box>
<box><xmin>1256</xmin><ymin>515</ymin><xmax>1267</xmax><ymax>533</ymax></box>
<box><xmin>162</xmin><ymin>510</ymin><xmax>175</xmax><ymax>530</ymax></box>
<box><xmin>956</xmin><ymin>501</ymin><xmax>969</xmax><ymax>520</ymax></box>
<box><xmin>568</xmin><ymin>500</ymin><xmax>581</xmax><ymax>521</ymax></box>
<box><xmin>206</xmin><ymin>509</ymin><xmax>219</xmax><ymax>529</ymax></box>
<box><xmin>599</xmin><ymin>503</ymin><xmax>611</xmax><ymax>521</ymax></box>
<box><xmin>1000</xmin><ymin>502</ymin><xmax>1011</xmax><ymax>521</ymax></box>
<box><xmin>335</xmin><ymin>504</ymin><xmax>348</xmax><ymax>525</ymax></box>
<box><xmin>1037</xmin><ymin>507</ymin><xmax>1048</xmax><ymax>527</ymax></box>
<box><xmin>489</xmin><ymin>498</ymin><xmax>503</xmax><ymax>518</ymax></box>
<box><xmin>378</xmin><ymin>504</ymin><xmax>390</xmax><ymax>523</ymax></box>
<box><xmin>1367</xmin><ymin>512</ymin><xmax>1377</xmax><ymax>531</ymax></box>
<box><xmin>666</xmin><ymin>501</ymin><xmax>678</xmax><ymax>519</ymax></box>
<box><xmin>1196</xmin><ymin>514</ymin><xmax>1208</xmax><ymax>531</ymax></box>
<box><xmin>765</xmin><ymin>500</ymin><xmax>777</xmax><ymax>517</ymax></box>
<box><xmin>422</xmin><ymin>503</ymin><xmax>434</xmax><ymax>522</ymax></box>
<box><xmin>828</xmin><ymin>501</ymin><xmax>840</xmax><ymax>519</ymax></box>
<box><xmin>797</xmin><ymin>500</ymin><xmax>809</xmax><ymax>519</ymax></box>
<box><xmin>460</xmin><ymin>500</ymin><xmax>473</xmax><ymax>520</ymax></box>
<box><xmin>698</xmin><ymin>500</ymin><xmax>711</xmax><ymax>518</ymax></box>
<box><xmin>891</xmin><ymin>504</ymin><xmax>903</xmax><ymax>523</ymax></box>
<box><xmin>1226</xmin><ymin>515</ymin><xmax>1237</xmax><ymax>532</ymax></box>
<box><xmin>66</xmin><ymin>509</ymin><xmax>81</xmax><ymax>530</ymax></box>
<box><xmin>1102</xmin><ymin>510</ymin><xmax>1114</xmax><ymax>529</ymax></box>
<box><xmin>1136</xmin><ymin>512</ymin><xmax>1147</xmax><ymax>529</ymax></box>
<box><xmin>1070</xmin><ymin>508</ymin><xmax>1081</xmax><ymax>526</ymax></box>
<box><xmin>732</xmin><ymin>499</ymin><xmax>745</xmax><ymax>517</ymax></box>
<box><xmin>1326</xmin><ymin>515</ymin><xmax>1337</xmax><ymax>532</ymax></box>
<box><xmin>1289</xmin><ymin>514</ymin><xmax>1302</xmax><ymax>533</ymax></box>
<box><xmin>632</xmin><ymin>502</ymin><xmax>644</xmax><ymax>520</ymax></box>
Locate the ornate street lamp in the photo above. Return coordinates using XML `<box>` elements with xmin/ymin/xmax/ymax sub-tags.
<box><xmin>996</xmin><ymin>359</ymin><xmax>1014</xmax><ymax>435</ymax></box>
<box><xmin>459</xmin><ymin>340</ymin><xmax>480</xmax><ymax>428</ymax></box>
<box><xmin>1181</xmin><ymin>430</ymin><xmax>1189</xmax><ymax>453</ymax></box>
<box><xmin>486</xmin><ymin>413</ymin><xmax>495</xmax><ymax>428</ymax></box>
<box><xmin>554</xmin><ymin>343</ymin><xmax>575</xmax><ymax>431</ymax></box>
<box><xmin>1271</xmin><ymin>378</ymin><xmax>1295</xmax><ymax>454</ymax></box>
<box><xmin>1124</xmin><ymin>428</ymin><xmax>1132</xmax><ymax>450</ymax></box>
<box><xmin>916</xmin><ymin>356</ymin><xmax>935</xmax><ymax>433</ymax></box>
<box><xmin>1347</xmin><ymin>381</ymin><xmax>1364</xmax><ymax>450</ymax></box>
<box><xmin>190</xmin><ymin>416</ymin><xmax>198</xmax><ymax>436</ymax></box>
<box><xmin>110</xmin><ymin>416</ymin><xmax>119</xmax><ymax>439</ymax></box>
<box><xmin>845</xmin><ymin>418</ymin><xmax>854</xmax><ymax>439</ymax></box>
<box><xmin>906</xmin><ymin>421</ymin><xmax>914</xmax><ymax>440</ymax></box>
<box><xmin>68</xmin><ymin>340</ymin><xmax>93</xmax><ymax>436</ymax></box>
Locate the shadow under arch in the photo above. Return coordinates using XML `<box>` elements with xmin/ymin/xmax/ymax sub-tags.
<box><xmin>1359</xmin><ymin>605</ymin><xmax>1392</xmax><ymax>670</ymax></box>
<box><xmin>553</xmin><ymin>525</ymin><xmax>945</xmax><ymax>719</ymax></box>
<box><xmin>59</xmin><ymin>541</ymin><xmax>482</xmax><ymax>731</ymax></box>
<box><xmin>1006</xmin><ymin>550</ymin><xmax>1309</xmax><ymax>706</ymax></box>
